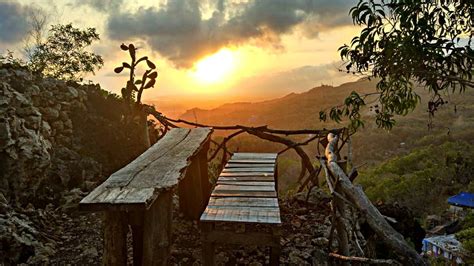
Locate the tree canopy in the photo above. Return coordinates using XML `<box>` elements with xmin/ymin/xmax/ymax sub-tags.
<box><xmin>320</xmin><ymin>0</ymin><xmax>473</xmax><ymax>130</ymax></box>
<box><xmin>29</xmin><ymin>23</ymin><xmax>104</xmax><ymax>81</ymax></box>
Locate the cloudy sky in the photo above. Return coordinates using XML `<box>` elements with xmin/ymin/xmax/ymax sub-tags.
<box><xmin>0</xmin><ymin>0</ymin><xmax>361</xmax><ymax>108</ymax></box>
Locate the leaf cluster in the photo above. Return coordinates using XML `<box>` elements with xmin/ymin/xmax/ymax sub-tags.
<box><xmin>322</xmin><ymin>0</ymin><xmax>473</xmax><ymax>130</ymax></box>
<box><xmin>114</xmin><ymin>43</ymin><xmax>157</xmax><ymax>104</ymax></box>
<box><xmin>29</xmin><ymin>23</ymin><xmax>104</xmax><ymax>81</ymax></box>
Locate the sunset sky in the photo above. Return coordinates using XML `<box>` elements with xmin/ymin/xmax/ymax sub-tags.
<box><xmin>0</xmin><ymin>0</ymin><xmax>361</xmax><ymax>110</ymax></box>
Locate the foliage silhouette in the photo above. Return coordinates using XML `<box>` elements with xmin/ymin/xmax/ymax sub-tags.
<box><xmin>321</xmin><ymin>0</ymin><xmax>473</xmax><ymax>130</ymax></box>
<box><xmin>29</xmin><ymin>23</ymin><xmax>104</xmax><ymax>81</ymax></box>
<box><xmin>114</xmin><ymin>43</ymin><xmax>157</xmax><ymax>104</ymax></box>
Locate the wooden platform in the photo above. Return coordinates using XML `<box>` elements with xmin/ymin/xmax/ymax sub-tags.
<box><xmin>200</xmin><ymin>152</ymin><xmax>281</xmax><ymax>265</ymax></box>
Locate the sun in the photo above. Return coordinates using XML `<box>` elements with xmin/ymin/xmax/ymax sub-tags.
<box><xmin>193</xmin><ymin>49</ymin><xmax>235</xmax><ymax>84</ymax></box>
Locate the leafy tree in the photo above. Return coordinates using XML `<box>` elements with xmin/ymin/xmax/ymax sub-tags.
<box><xmin>320</xmin><ymin>0</ymin><xmax>473</xmax><ymax>130</ymax></box>
<box><xmin>29</xmin><ymin>23</ymin><xmax>104</xmax><ymax>81</ymax></box>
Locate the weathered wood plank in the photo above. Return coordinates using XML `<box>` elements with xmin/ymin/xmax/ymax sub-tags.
<box><xmin>80</xmin><ymin>128</ymin><xmax>212</xmax><ymax>211</ymax></box>
<box><xmin>226</xmin><ymin>163</ymin><xmax>275</xmax><ymax>168</ymax></box>
<box><xmin>216</xmin><ymin>181</ymin><xmax>276</xmax><ymax>186</ymax></box>
<box><xmin>142</xmin><ymin>190</ymin><xmax>172</xmax><ymax>265</ymax></box>
<box><xmin>222</xmin><ymin>167</ymin><xmax>274</xmax><ymax>173</ymax></box>
<box><xmin>228</xmin><ymin>159</ymin><xmax>275</xmax><ymax>164</ymax></box>
<box><xmin>218</xmin><ymin>176</ymin><xmax>275</xmax><ymax>182</ymax></box>
<box><xmin>103</xmin><ymin>211</ymin><xmax>127</xmax><ymax>265</ymax></box>
<box><xmin>127</xmin><ymin>128</ymin><xmax>212</xmax><ymax>189</ymax></box>
<box><xmin>220</xmin><ymin>172</ymin><xmax>274</xmax><ymax>177</ymax></box>
<box><xmin>200</xmin><ymin>206</ymin><xmax>281</xmax><ymax>224</ymax></box>
<box><xmin>231</xmin><ymin>153</ymin><xmax>278</xmax><ymax>159</ymax></box>
<box><xmin>106</xmin><ymin>128</ymin><xmax>191</xmax><ymax>188</ymax></box>
<box><xmin>207</xmin><ymin>197</ymin><xmax>279</xmax><ymax>207</ymax></box>
<box><xmin>214</xmin><ymin>184</ymin><xmax>275</xmax><ymax>192</ymax></box>
<box><xmin>211</xmin><ymin>190</ymin><xmax>277</xmax><ymax>198</ymax></box>
<box><xmin>79</xmin><ymin>187</ymin><xmax>156</xmax><ymax>211</ymax></box>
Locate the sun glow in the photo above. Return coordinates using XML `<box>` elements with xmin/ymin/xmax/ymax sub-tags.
<box><xmin>193</xmin><ymin>49</ymin><xmax>235</xmax><ymax>84</ymax></box>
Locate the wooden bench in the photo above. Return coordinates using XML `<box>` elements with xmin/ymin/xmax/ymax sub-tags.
<box><xmin>79</xmin><ymin>127</ymin><xmax>212</xmax><ymax>265</ymax></box>
<box><xmin>200</xmin><ymin>152</ymin><xmax>281</xmax><ymax>265</ymax></box>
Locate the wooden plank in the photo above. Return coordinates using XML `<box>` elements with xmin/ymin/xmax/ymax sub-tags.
<box><xmin>228</xmin><ymin>159</ymin><xmax>275</xmax><ymax>164</ymax></box>
<box><xmin>226</xmin><ymin>163</ymin><xmax>275</xmax><ymax>168</ymax></box>
<box><xmin>142</xmin><ymin>190</ymin><xmax>172</xmax><ymax>265</ymax></box>
<box><xmin>216</xmin><ymin>181</ymin><xmax>276</xmax><ymax>186</ymax></box>
<box><xmin>231</xmin><ymin>153</ymin><xmax>278</xmax><ymax>159</ymax></box>
<box><xmin>211</xmin><ymin>190</ymin><xmax>277</xmax><ymax>198</ymax></box>
<box><xmin>222</xmin><ymin>167</ymin><xmax>274</xmax><ymax>173</ymax></box>
<box><xmin>200</xmin><ymin>206</ymin><xmax>281</xmax><ymax>224</ymax></box>
<box><xmin>220</xmin><ymin>172</ymin><xmax>274</xmax><ymax>177</ymax></box>
<box><xmin>79</xmin><ymin>186</ymin><xmax>156</xmax><ymax>211</ymax></box>
<box><xmin>80</xmin><ymin>128</ymin><xmax>213</xmax><ymax>211</ymax></box>
<box><xmin>214</xmin><ymin>184</ymin><xmax>275</xmax><ymax>192</ymax></box>
<box><xmin>218</xmin><ymin>176</ymin><xmax>275</xmax><ymax>182</ymax></box>
<box><xmin>106</xmin><ymin>128</ymin><xmax>191</xmax><ymax>188</ymax></box>
<box><xmin>127</xmin><ymin>128</ymin><xmax>212</xmax><ymax>189</ymax></box>
<box><xmin>103</xmin><ymin>211</ymin><xmax>127</xmax><ymax>265</ymax></box>
<box><xmin>207</xmin><ymin>197</ymin><xmax>278</xmax><ymax>207</ymax></box>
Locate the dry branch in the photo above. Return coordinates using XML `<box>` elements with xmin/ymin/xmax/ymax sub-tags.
<box><xmin>329</xmin><ymin>253</ymin><xmax>400</xmax><ymax>265</ymax></box>
<box><xmin>324</xmin><ymin>133</ymin><xmax>428</xmax><ymax>265</ymax></box>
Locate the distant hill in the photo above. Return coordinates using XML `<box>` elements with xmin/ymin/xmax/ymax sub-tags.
<box><xmin>180</xmin><ymin>79</ymin><xmax>379</xmax><ymax>129</ymax></box>
<box><xmin>179</xmin><ymin>78</ymin><xmax>474</xmax><ymax>167</ymax></box>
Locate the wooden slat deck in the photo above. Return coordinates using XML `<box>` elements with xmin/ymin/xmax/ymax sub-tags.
<box><xmin>80</xmin><ymin>128</ymin><xmax>213</xmax><ymax>211</ymax></box>
<box><xmin>200</xmin><ymin>152</ymin><xmax>280</xmax><ymax>224</ymax></box>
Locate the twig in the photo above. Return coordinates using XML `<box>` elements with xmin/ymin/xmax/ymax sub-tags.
<box><xmin>329</xmin><ymin>253</ymin><xmax>400</xmax><ymax>265</ymax></box>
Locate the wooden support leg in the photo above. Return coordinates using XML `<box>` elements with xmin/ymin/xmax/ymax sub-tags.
<box><xmin>103</xmin><ymin>211</ymin><xmax>127</xmax><ymax>266</ymax></box>
<box><xmin>201</xmin><ymin>222</ymin><xmax>215</xmax><ymax>266</ymax></box>
<box><xmin>199</xmin><ymin>142</ymin><xmax>211</xmax><ymax>207</ymax></box>
<box><xmin>131</xmin><ymin>225</ymin><xmax>143</xmax><ymax>266</ymax></box>
<box><xmin>270</xmin><ymin>227</ymin><xmax>281</xmax><ymax>266</ymax></box>
<box><xmin>179</xmin><ymin>158</ymin><xmax>204</xmax><ymax>219</ymax></box>
<box><xmin>129</xmin><ymin>211</ymin><xmax>144</xmax><ymax>266</ymax></box>
<box><xmin>142</xmin><ymin>190</ymin><xmax>173</xmax><ymax>266</ymax></box>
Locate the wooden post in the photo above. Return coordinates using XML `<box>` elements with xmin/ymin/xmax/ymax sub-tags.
<box><xmin>325</xmin><ymin>133</ymin><xmax>427</xmax><ymax>265</ymax></box>
<box><xmin>128</xmin><ymin>211</ymin><xmax>145</xmax><ymax>266</ymax></box>
<box><xmin>270</xmin><ymin>226</ymin><xmax>281</xmax><ymax>265</ymax></box>
<box><xmin>142</xmin><ymin>190</ymin><xmax>173</xmax><ymax>266</ymax></box>
<box><xmin>179</xmin><ymin>158</ymin><xmax>204</xmax><ymax>219</ymax></box>
<box><xmin>199</xmin><ymin>140</ymin><xmax>211</xmax><ymax>208</ymax></box>
<box><xmin>201</xmin><ymin>223</ymin><xmax>215</xmax><ymax>266</ymax></box>
<box><xmin>103</xmin><ymin>211</ymin><xmax>127</xmax><ymax>266</ymax></box>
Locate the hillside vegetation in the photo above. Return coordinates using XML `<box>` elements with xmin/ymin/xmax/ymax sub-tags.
<box><xmin>180</xmin><ymin>79</ymin><xmax>474</xmax><ymax>210</ymax></box>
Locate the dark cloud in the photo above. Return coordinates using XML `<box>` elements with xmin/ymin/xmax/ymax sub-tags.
<box><xmin>74</xmin><ymin>0</ymin><xmax>124</xmax><ymax>12</ymax></box>
<box><xmin>107</xmin><ymin>0</ymin><xmax>355</xmax><ymax>68</ymax></box>
<box><xmin>0</xmin><ymin>1</ymin><xmax>32</xmax><ymax>44</ymax></box>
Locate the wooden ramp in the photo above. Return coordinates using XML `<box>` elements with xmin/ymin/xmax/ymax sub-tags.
<box><xmin>200</xmin><ymin>152</ymin><xmax>281</xmax><ymax>265</ymax></box>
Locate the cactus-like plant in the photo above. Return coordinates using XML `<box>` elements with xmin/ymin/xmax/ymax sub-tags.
<box><xmin>114</xmin><ymin>43</ymin><xmax>157</xmax><ymax>104</ymax></box>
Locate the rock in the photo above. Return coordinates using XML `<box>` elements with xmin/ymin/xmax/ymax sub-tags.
<box><xmin>82</xmin><ymin>247</ymin><xmax>98</xmax><ymax>257</ymax></box>
<box><xmin>294</xmin><ymin>188</ymin><xmax>331</xmax><ymax>206</ymax></box>
<box><xmin>65</xmin><ymin>87</ymin><xmax>79</xmax><ymax>99</ymax></box>
<box><xmin>41</xmin><ymin>107</ymin><xmax>59</xmax><ymax>121</ymax></box>
<box><xmin>312</xmin><ymin>237</ymin><xmax>329</xmax><ymax>246</ymax></box>
<box><xmin>0</xmin><ymin>122</ymin><xmax>12</xmax><ymax>146</ymax></box>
